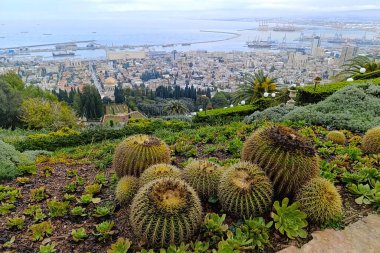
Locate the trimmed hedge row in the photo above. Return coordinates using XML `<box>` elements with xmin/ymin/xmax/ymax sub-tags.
<box><xmin>15</xmin><ymin>118</ymin><xmax>191</xmax><ymax>152</ymax></box>
<box><xmin>296</xmin><ymin>77</ymin><xmax>380</xmax><ymax>105</ymax></box>
<box><xmin>193</xmin><ymin>105</ymin><xmax>257</xmax><ymax>124</ymax></box>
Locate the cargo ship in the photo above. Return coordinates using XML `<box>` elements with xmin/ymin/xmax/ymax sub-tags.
<box><xmin>52</xmin><ymin>51</ymin><xmax>75</xmax><ymax>57</ymax></box>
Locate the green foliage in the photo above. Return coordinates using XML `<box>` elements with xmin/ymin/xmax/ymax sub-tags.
<box><xmin>23</xmin><ymin>204</ymin><xmax>46</xmax><ymax>222</ymax></box>
<box><xmin>71</xmin><ymin>227</ymin><xmax>88</xmax><ymax>242</ymax></box>
<box><xmin>47</xmin><ymin>200</ymin><xmax>69</xmax><ymax>218</ymax></box>
<box><xmin>0</xmin><ymin>203</ymin><xmax>15</xmax><ymax>215</ymax></box>
<box><xmin>20</xmin><ymin>98</ymin><xmax>76</xmax><ymax>130</ymax></box>
<box><xmin>74</xmin><ymin>84</ymin><xmax>103</xmax><ymax>119</ymax></box>
<box><xmin>0</xmin><ymin>140</ymin><xmax>33</xmax><ymax>180</ymax></box>
<box><xmin>113</xmin><ymin>134</ymin><xmax>171</xmax><ymax>177</ymax></box>
<box><xmin>193</xmin><ymin>105</ymin><xmax>257</xmax><ymax>124</ymax></box>
<box><xmin>362</xmin><ymin>126</ymin><xmax>380</xmax><ymax>153</ymax></box>
<box><xmin>201</xmin><ymin>213</ymin><xmax>229</xmax><ymax>246</ymax></box>
<box><xmin>296</xmin><ymin>77</ymin><xmax>380</xmax><ymax>104</ymax></box>
<box><xmin>190</xmin><ymin>241</ymin><xmax>210</xmax><ymax>253</ymax></box>
<box><xmin>15</xmin><ymin>118</ymin><xmax>191</xmax><ymax>152</ymax></box>
<box><xmin>182</xmin><ymin>159</ymin><xmax>223</xmax><ymax>200</ymax></box>
<box><xmin>130</xmin><ymin>178</ymin><xmax>203</xmax><ymax>248</ymax></box>
<box><xmin>71</xmin><ymin>206</ymin><xmax>87</xmax><ymax>216</ymax></box>
<box><xmin>242</xmin><ymin>125</ymin><xmax>319</xmax><ymax>197</ymax></box>
<box><xmin>233</xmin><ymin>70</ymin><xmax>277</xmax><ymax>104</ymax></box>
<box><xmin>271</xmin><ymin>198</ymin><xmax>308</xmax><ymax>239</ymax></box>
<box><xmin>107</xmin><ymin>237</ymin><xmax>132</xmax><ymax>253</ymax></box>
<box><xmin>240</xmin><ymin>217</ymin><xmax>272</xmax><ymax>250</ymax></box>
<box><xmin>30</xmin><ymin>187</ymin><xmax>48</xmax><ymax>202</ymax></box>
<box><xmin>115</xmin><ymin>176</ymin><xmax>139</xmax><ymax>204</ymax></box>
<box><xmin>93</xmin><ymin>203</ymin><xmax>114</xmax><ymax>218</ymax></box>
<box><xmin>296</xmin><ymin>177</ymin><xmax>342</xmax><ymax>224</ymax></box>
<box><xmin>326</xmin><ymin>131</ymin><xmax>346</xmax><ymax>145</ymax></box>
<box><xmin>29</xmin><ymin>221</ymin><xmax>54</xmax><ymax>241</ymax></box>
<box><xmin>244</xmin><ymin>103</ymin><xmax>293</xmax><ymax>124</ymax></box>
<box><xmin>140</xmin><ymin>163</ymin><xmax>181</xmax><ymax>186</ymax></box>
<box><xmin>6</xmin><ymin>215</ymin><xmax>25</xmax><ymax>229</ymax></box>
<box><xmin>218</xmin><ymin>162</ymin><xmax>273</xmax><ymax>218</ymax></box>
<box><xmin>164</xmin><ymin>100</ymin><xmax>189</xmax><ymax>115</ymax></box>
<box><xmin>39</xmin><ymin>242</ymin><xmax>57</xmax><ymax>253</ymax></box>
<box><xmin>84</xmin><ymin>183</ymin><xmax>102</xmax><ymax>195</ymax></box>
<box><xmin>95</xmin><ymin>220</ymin><xmax>115</xmax><ymax>241</ymax></box>
<box><xmin>347</xmin><ymin>181</ymin><xmax>380</xmax><ymax>210</ymax></box>
<box><xmin>0</xmin><ymin>78</ymin><xmax>22</xmax><ymax>129</ymax></box>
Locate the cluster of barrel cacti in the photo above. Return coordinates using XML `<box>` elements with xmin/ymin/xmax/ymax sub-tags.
<box><xmin>111</xmin><ymin>125</ymin><xmax>345</xmax><ymax>248</ymax></box>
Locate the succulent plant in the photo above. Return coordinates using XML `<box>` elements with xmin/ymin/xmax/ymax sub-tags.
<box><xmin>348</xmin><ymin>136</ymin><xmax>362</xmax><ymax>146</ymax></box>
<box><xmin>295</xmin><ymin>177</ymin><xmax>342</xmax><ymax>224</ymax></box>
<box><xmin>217</xmin><ymin>162</ymin><xmax>273</xmax><ymax>219</ymax></box>
<box><xmin>115</xmin><ymin>176</ymin><xmax>139</xmax><ymax>204</ymax></box>
<box><xmin>326</xmin><ymin>131</ymin><xmax>346</xmax><ymax>145</ymax></box>
<box><xmin>112</xmin><ymin>134</ymin><xmax>171</xmax><ymax>177</ymax></box>
<box><xmin>271</xmin><ymin>198</ymin><xmax>308</xmax><ymax>239</ymax></box>
<box><xmin>241</xmin><ymin>125</ymin><xmax>319</xmax><ymax>197</ymax></box>
<box><xmin>362</xmin><ymin>126</ymin><xmax>380</xmax><ymax>154</ymax></box>
<box><xmin>129</xmin><ymin>177</ymin><xmax>203</xmax><ymax>248</ymax></box>
<box><xmin>140</xmin><ymin>163</ymin><xmax>181</xmax><ymax>186</ymax></box>
<box><xmin>182</xmin><ymin>159</ymin><xmax>223</xmax><ymax>200</ymax></box>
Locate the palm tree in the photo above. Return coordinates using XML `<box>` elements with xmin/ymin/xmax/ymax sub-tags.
<box><xmin>163</xmin><ymin>100</ymin><xmax>189</xmax><ymax>115</ymax></box>
<box><xmin>233</xmin><ymin>70</ymin><xmax>277</xmax><ymax>104</ymax></box>
<box><xmin>336</xmin><ymin>56</ymin><xmax>380</xmax><ymax>80</ymax></box>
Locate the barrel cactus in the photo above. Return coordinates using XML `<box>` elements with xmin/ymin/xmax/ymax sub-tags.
<box><xmin>182</xmin><ymin>159</ymin><xmax>223</xmax><ymax>199</ymax></box>
<box><xmin>140</xmin><ymin>163</ymin><xmax>181</xmax><ymax>186</ymax></box>
<box><xmin>362</xmin><ymin>126</ymin><xmax>380</xmax><ymax>154</ymax></box>
<box><xmin>115</xmin><ymin>176</ymin><xmax>139</xmax><ymax>204</ymax></box>
<box><xmin>295</xmin><ymin>177</ymin><xmax>342</xmax><ymax>224</ymax></box>
<box><xmin>112</xmin><ymin>134</ymin><xmax>171</xmax><ymax>177</ymax></box>
<box><xmin>218</xmin><ymin>162</ymin><xmax>273</xmax><ymax>219</ymax></box>
<box><xmin>241</xmin><ymin>125</ymin><xmax>319</xmax><ymax>197</ymax></box>
<box><xmin>326</xmin><ymin>131</ymin><xmax>346</xmax><ymax>145</ymax></box>
<box><xmin>130</xmin><ymin>177</ymin><xmax>203</xmax><ymax>248</ymax></box>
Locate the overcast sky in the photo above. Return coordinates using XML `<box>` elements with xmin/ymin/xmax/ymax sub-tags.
<box><xmin>1</xmin><ymin>0</ymin><xmax>379</xmax><ymax>20</ymax></box>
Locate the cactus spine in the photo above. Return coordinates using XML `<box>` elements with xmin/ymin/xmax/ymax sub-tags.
<box><xmin>182</xmin><ymin>159</ymin><xmax>223</xmax><ymax>199</ymax></box>
<box><xmin>218</xmin><ymin>162</ymin><xmax>273</xmax><ymax>219</ymax></box>
<box><xmin>130</xmin><ymin>177</ymin><xmax>203</xmax><ymax>248</ymax></box>
<box><xmin>241</xmin><ymin>126</ymin><xmax>319</xmax><ymax>197</ymax></box>
<box><xmin>112</xmin><ymin>134</ymin><xmax>171</xmax><ymax>177</ymax></box>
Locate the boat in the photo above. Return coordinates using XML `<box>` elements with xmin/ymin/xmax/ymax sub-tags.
<box><xmin>162</xmin><ymin>44</ymin><xmax>174</xmax><ymax>48</ymax></box>
<box><xmin>20</xmin><ymin>31</ymin><xmax>29</xmax><ymax>34</ymax></box>
<box><xmin>181</xmin><ymin>43</ymin><xmax>191</xmax><ymax>46</ymax></box>
<box><xmin>52</xmin><ymin>51</ymin><xmax>75</xmax><ymax>57</ymax></box>
<box><xmin>273</xmin><ymin>24</ymin><xmax>296</xmax><ymax>32</ymax></box>
<box><xmin>247</xmin><ymin>41</ymin><xmax>272</xmax><ymax>48</ymax></box>
<box><xmin>43</xmin><ymin>33</ymin><xmax>52</xmax><ymax>36</ymax></box>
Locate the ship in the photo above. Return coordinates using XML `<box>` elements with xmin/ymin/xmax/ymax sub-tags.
<box><xmin>273</xmin><ymin>24</ymin><xmax>296</xmax><ymax>32</ymax></box>
<box><xmin>246</xmin><ymin>34</ymin><xmax>275</xmax><ymax>48</ymax></box>
<box><xmin>327</xmin><ymin>32</ymin><xmax>346</xmax><ymax>44</ymax></box>
<box><xmin>43</xmin><ymin>33</ymin><xmax>52</xmax><ymax>36</ymax></box>
<box><xmin>181</xmin><ymin>43</ymin><xmax>191</xmax><ymax>46</ymax></box>
<box><xmin>52</xmin><ymin>51</ymin><xmax>75</xmax><ymax>57</ymax></box>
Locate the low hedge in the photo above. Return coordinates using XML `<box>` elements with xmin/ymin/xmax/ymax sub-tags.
<box><xmin>15</xmin><ymin>118</ymin><xmax>191</xmax><ymax>152</ymax></box>
<box><xmin>193</xmin><ymin>105</ymin><xmax>257</xmax><ymax>124</ymax></box>
<box><xmin>296</xmin><ymin>77</ymin><xmax>380</xmax><ymax>105</ymax></box>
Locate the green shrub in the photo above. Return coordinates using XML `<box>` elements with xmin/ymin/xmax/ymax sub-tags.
<box><xmin>129</xmin><ymin>178</ymin><xmax>203</xmax><ymax>248</ymax></box>
<box><xmin>242</xmin><ymin>126</ymin><xmax>319</xmax><ymax>197</ymax></box>
<box><xmin>112</xmin><ymin>134</ymin><xmax>171</xmax><ymax>177</ymax></box>
<box><xmin>0</xmin><ymin>140</ymin><xmax>33</xmax><ymax>180</ymax></box>
<box><xmin>296</xmin><ymin>78</ymin><xmax>380</xmax><ymax>104</ymax></box>
<box><xmin>193</xmin><ymin>105</ymin><xmax>257</xmax><ymax>124</ymax></box>
<box><xmin>14</xmin><ymin>118</ymin><xmax>191</xmax><ymax>152</ymax></box>
<box><xmin>218</xmin><ymin>162</ymin><xmax>273</xmax><ymax>218</ymax></box>
<box><xmin>246</xmin><ymin>85</ymin><xmax>380</xmax><ymax>132</ymax></box>
<box><xmin>201</xmin><ymin>213</ymin><xmax>228</xmax><ymax>246</ymax></box>
<box><xmin>240</xmin><ymin>217</ymin><xmax>272</xmax><ymax>250</ymax></box>
<box><xmin>107</xmin><ymin>237</ymin><xmax>132</xmax><ymax>253</ymax></box>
